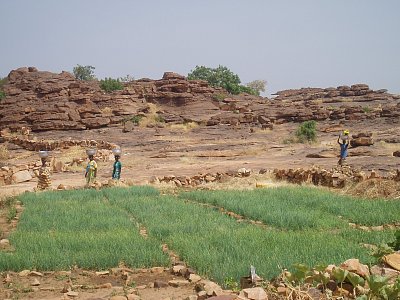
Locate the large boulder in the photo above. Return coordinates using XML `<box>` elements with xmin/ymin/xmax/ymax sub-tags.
<box><xmin>12</xmin><ymin>170</ymin><xmax>32</xmax><ymax>183</ymax></box>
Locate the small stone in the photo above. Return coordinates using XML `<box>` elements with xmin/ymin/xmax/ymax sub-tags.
<box><xmin>95</xmin><ymin>270</ymin><xmax>110</xmax><ymax>276</ymax></box>
<box><xmin>0</xmin><ymin>239</ymin><xmax>10</xmax><ymax>248</ymax></box>
<box><xmin>19</xmin><ymin>270</ymin><xmax>30</xmax><ymax>277</ymax></box>
<box><xmin>31</xmin><ymin>278</ymin><xmax>40</xmax><ymax>286</ymax></box>
<box><xmin>308</xmin><ymin>287</ymin><xmax>323</xmax><ymax>299</ymax></box>
<box><xmin>383</xmin><ymin>253</ymin><xmax>400</xmax><ymax>271</ymax></box>
<box><xmin>29</xmin><ymin>271</ymin><xmax>44</xmax><ymax>277</ymax></box>
<box><xmin>3</xmin><ymin>273</ymin><xmax>12</xmax><ymax>283</ymax></box>
<box><xmin>136</xmin><ymin>285</ymin><xmax>147</xmax><ymax>290</ymax></box>
<box><xmin>150</xmin><ymin>267</ymin><xmax>164</xmax><ymax>273</ymax></box>
<box><xmin>127</xmin><ymin>295</ymin><xmax>141</xmax><ymax>300</ymax></box>
<box><xmin>241</xmin><ymin>287</ymin><xmax>268</xmax><ymax>300</ymax></box>
<box><xmin>277</xmin><ymin>286</ymin><xmax>288</xmax><ymax>295</ymax></box>
<box><xmin>110</xmin><ymin>296</ymin><xmax>127</xmax><ymax>300</ymax></box>
<box><xmin>382</xmin><ymin>267</ymin><xmax>400</xmax><ymax>283</ymax></box>
<box><xmin>66</xmin><ymin>291</ymin><xmax>79</xmax><ymax>297</ymax></box>
<box><xmin>172</xmin><ymin>265</ymin><xmax>186</xmax><ymax>274</ymax></box>
<box><xmin>340</xmin><ymin>258</ymin><xmax>370</xmax><ymax>277</ymax></box>
<box><xmin>207</xmin><ymin>296</ymin><xmax>237</xmax><ymax>300</ymax></box>
<box><xmin>189</xmin><ymin>274</ymin><xmax>202</xmax><ymax>283</ymax></box>
<box><xmin>197</xmin><ymin>290</ymin><xmax>207</xmax><ymax>300</ymax></box>
<box><xmin>97</xmin><ymin>282</ymin><xmax>113</xmax><ymax>289</ymax></box>
<box><xmin>168</xmin><ymin>279</ymin><xmax>190</xmax><ymax>287</ymax></box>
<box><xmin>154</xmin><ymin>280</ymin><xmax>169</xmax><ymax>288</ymax></box>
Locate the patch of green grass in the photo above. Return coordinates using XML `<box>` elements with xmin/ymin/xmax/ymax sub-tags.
<box><xmin>0</xmin><ymin>187</ymin><xmax>168</xmax><ymax>271</ymax></box>
<box><xmin>1</xmin><ymin>186</ymin><xmax>397</xmax><ymax>285</ymax></box>
<box><xmin>102</xmin><ymin>187</ymin><xmax>386</xmax><ymax>282</ymax></box>
<box><xmin>181</xmin><ymin>187</ymin><xmax>400</xmax><ymax>228</ymax></box>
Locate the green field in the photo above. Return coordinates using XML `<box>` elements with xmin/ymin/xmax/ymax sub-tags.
<box><xmin>0</xmin><ymin>186</ymin><xmax>398</xmax><ymax>283</ymax></box>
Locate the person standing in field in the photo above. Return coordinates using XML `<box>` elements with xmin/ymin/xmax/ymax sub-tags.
<box><xmin>112</xmin><ymin>154</ymin><xmax>122</xmax><ymax>180</ymax></box>
<box><xmin>337</xmin><ymin>130</ymin><xmax>350</xmax><ymax>166</ymax></box>
<box><xmin>85</xmin><ymin>154</ymin><xmax>97</xmax><ymax>186</ymax></box>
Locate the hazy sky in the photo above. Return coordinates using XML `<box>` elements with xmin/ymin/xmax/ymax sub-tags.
<box><xmin>1</xmin><ymin>0</ymin><xmax>399</xmax><ymax>96</ymax></box>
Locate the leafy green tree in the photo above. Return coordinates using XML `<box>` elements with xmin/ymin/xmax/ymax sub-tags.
<box><xmin>100</xmin><ymin>78</ymin><xmax>124</xmax><ymax>93</ymax></box>
<box><xmin>73</xmin><ymin>65</ymin><xmax>96</xmax><ymax>81</ymax></box>
<box><xmin>246</xmin><ymin>80</ymin><xmax>267</xmax><ymax>96</ymax></box>
<box><xmin>188</xmin><ymin>65</ymin><xmax>257</xmax><ymax>95</ymax></box>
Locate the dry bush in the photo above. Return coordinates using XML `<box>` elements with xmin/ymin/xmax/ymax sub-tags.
<box><xmin>169</xmin><ymin>122</ymin><xmax>199</xmax><ymax>131</ymax></box>
<box><xmin>138</xmin><ymin>103</ymin><xmax>165</xmax><ymax>128</ymax></box>
<box><xmin>101</xmin><ymin>107</ymin><xmax>113</xmax><ymax>116</ymax></box>
<box><xmin>0</xmin><ymin>144</ymin><xmax>9</xmax><ymax>160</ymax></box>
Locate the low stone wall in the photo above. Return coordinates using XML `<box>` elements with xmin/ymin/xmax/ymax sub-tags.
<box><xmin>2</xmin><ymin>135</ymin><xmax>118</xmax><ymax>151</ymax></box>
<box><xmin>150</xmin><ymin>167</ymin><xmax>252</xmax><ymax>187</ymax></box>
<box><xmin>273</xmin><ymin>166</ymin><xmax>400</xmax><ymax>188</ymax></box>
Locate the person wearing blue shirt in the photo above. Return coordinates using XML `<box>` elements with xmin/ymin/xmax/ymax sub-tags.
<box><xmin>337</xmin><ymin>130</ymin><xmax>350</xmax><ymax>166</ymax></box>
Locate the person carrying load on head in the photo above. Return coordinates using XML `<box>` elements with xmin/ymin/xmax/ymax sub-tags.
<box><xmin>112</xmin><ymin>148</ymin><xmax>122</xmax><ymax>180</ymax></box>
<box><xmin>85</xmin><ymin>149</ymin><xmax>97</xmax><ymax>186</ymax></box>
<box><xmin>337</xmin><ymin>130</ymin><xmax>350</xmax><ymax>166</ymax></box>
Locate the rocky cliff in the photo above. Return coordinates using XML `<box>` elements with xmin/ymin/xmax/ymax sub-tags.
<box><xmin>1</xmin><ymin>67</ymin><xmax>399</xmax><ymax>132</ymax></box>
<box><xmin>0</xmin><ymin>67</ymin><xmax>219</xmax><ymax>131</ymax></box>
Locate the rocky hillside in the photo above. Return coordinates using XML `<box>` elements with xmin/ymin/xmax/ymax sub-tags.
<box><xmin>0</xmin><ymin>67</ymin><xmax>399</xmax><ymax>132</ymax></box>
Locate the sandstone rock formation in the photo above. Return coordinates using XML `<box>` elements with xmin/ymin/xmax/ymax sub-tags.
<box><xmin>1</xmin><ymin>67</ymin><xmax>399</xmax><ymax>132</ymax></box>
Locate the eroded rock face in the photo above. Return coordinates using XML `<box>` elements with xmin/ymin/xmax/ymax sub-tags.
<box><xmin>1</xmin><ymin>67</ymin><xmax>399</xmax><ymax>132</ymax></box>
<box><xmin>0</xmin><ymin>68</ymin><xmax>219</xmax><ymax>132</ymax></box>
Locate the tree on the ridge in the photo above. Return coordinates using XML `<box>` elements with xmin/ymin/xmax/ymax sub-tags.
<box><xmin>73</xmin><ymin>65</ymin><xmax>96</xmax><ymax>81</ymax></box>
<box><xmin>246</xmin><ymin>80</ymin><xmax>267</xmax><ymax>96</ymax></box>
<box><xmin>187</xmin><ymin>65</ymin><xmax>258</xmax><ymax>95</ymax></box>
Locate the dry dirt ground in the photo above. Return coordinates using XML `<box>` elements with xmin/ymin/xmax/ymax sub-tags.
<box><xmin>1</xmin><ymin>120</ymin><xmax>399</xmax><ymax>197</ymax></box>
<box><xmin>1</xmin><ymin>121</ymin><xmax>399</xmax><ymax>300</ymax></box>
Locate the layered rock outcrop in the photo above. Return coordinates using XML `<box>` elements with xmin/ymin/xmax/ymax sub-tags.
<box><xmin>1</xmin><ymin>67</ymin><xmax>399</xmax><ymax>132</ymax></box>
<box><xmin>0</xmin><ymin>68</ymin><xmax>220</xmax><ymax>131</ymax></box>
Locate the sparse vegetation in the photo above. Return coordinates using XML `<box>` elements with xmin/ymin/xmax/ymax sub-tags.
<box><xmin>0</xmin><ymin>144</ymin><xmax>9</xmax><ymax>160</ymax></box>
<box><xmin>246</xmin><ymin>79</ymin><xmax>267</xmax><ymax>96</ymax></box>
<box><xmin>0</xmin><ymin>77</ymin><xmax>7</xmax><ymax>100</ymax></box>
<box><xmin>100</xmin><ymin>77</ymin><xmax>124</xmax><ymax>93</ymax></box>
<box><xmin>187</xmin><ymin>65</ymin><xmax>257</xmax><ymax>95</ymax></box>
<box><xmin>73</xmin><ymin>65</ymin><xmax>96</xmax><ymax>81</ymax></box>
<box><xmin>124</xmin><ymin>115</ymin><xmax>143</xmax><ymax>125</ymax></box>
<box><xmin>118</xmin><ymin>74</ymin><xmax>135</xmax><ymax>83</ymax></box>
<box><xmin>212</xmin><ymin>93</ymin><xmax>228</xmax><ymax>101</ymax></box>
<box><xmin>295</xmin><ymin>120</ymin><xmax>317</xmax><ymax>143</ymax></box>
<box><xmin>6</xmin><ymin>206</ymin><xmax>17</xmax><ymax>223</ymax></box>
<box><xmin>363</xmin><ymin>106</ymin><xmax>372</xmax><ymax>113</ymax></box>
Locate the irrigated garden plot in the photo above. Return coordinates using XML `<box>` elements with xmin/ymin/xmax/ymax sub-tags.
<box><xmin>0</xmin><ymin>186</ymin><xmax>398</xmax><ymax>284</ymax></box>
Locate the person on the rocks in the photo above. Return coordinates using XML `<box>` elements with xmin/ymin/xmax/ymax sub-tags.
<box><xmin>337</xmin><ymin>130</ymin><xmax>350</xmax><ymax>166</ymax></box>
<box><xmin>85</xmin><ymin>155</ymin><xmax>97</xmax><ymax>186</ymax></box>
<box><xmin>112</xmin><ymin>155</ymin><xmax>122</xmax><ymax>180</ymax></box>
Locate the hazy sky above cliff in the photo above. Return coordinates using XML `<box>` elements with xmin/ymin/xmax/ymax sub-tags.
<box><xmin>1</xmin><ymin>0</ymin><xmax>399</xmax><ymax>96</ymax></box>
